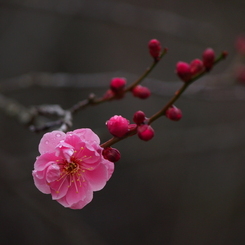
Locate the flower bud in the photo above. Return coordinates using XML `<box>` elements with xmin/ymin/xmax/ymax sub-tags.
<box><xmin>133</xmin><ymin>110</ymin><xmax>146</xmax><ymax>125</ymax></box>
<box><xmin>137</xmin><ymin>125</ymin><xmax>154</xmax><ymax>141</ymax></box>
<box><xmin>128</xmin><ymin>123</ymin><xmax>137</xmax><ymax>133</ymax></box>
<box><xmin>202</xmin><ymin>48</ymin><xmax>215</xmax><ymax>71</ymax></box>
<box><xmin>103</xmin><ymin>89</ymin><xmax>115</xmax><ymax>100</ymax></box>
<box><xmin>189</xmin><ymin>59</ymin><xmax>204</xmax><ymax>76</ymax></box>
<box><xmin>106</xmin><ymin>115</ymin><xmax>129</xmax><ymax>137</ymax></box>
<box><xmin>132</xmin><ymin>85</ymin><xmax>151</xmax><ymax>99</ymax></box>
<box><xmin>148</xmin><ymin>39</ymin><xmax>162</xmax><ymax>60</ymax></box>
<box><xmin>110</xmin><ymin>77</ymin><xmax>127</xmax><ymax>93</ymax></box>
<box><xmin>235</xmin><ymin>36</ymin><xmax>245</xmax><ymax>55</ymax></box>
<box><xmin>165</xmin><ymin>106</ymin><xmax>182</xmax><ymax>121</ymax></box>
<box><xmin>102</xmin><ymin>147</ymin><xmax>121</xmax><ymax>162</ymax></box>
<box><xmin>176</xmin><ymin>62</ymin><xmax>192</xmax><ymax>82</ymax></box>
<box><xmin>235</xmin><ymin>66</ymin><xmax>245</xmax><ymax>85</ymax></box>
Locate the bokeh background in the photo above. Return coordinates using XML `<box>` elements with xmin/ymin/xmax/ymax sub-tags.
<box><xmin>0</xmin><ymin>0</ymin><xmax>245</xmax><ymax>244</ymax></box>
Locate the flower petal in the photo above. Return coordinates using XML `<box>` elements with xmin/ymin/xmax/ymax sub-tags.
<box><xmin>32</xmin><ymin>170</ymin><xmax>50</xmax><ymax>194</ymax></box>
<box><xmin>70</xmin><ymin>190</ymin><xmax>93</xmax><ymax>209</ymax></box>
<box><xmin>65</xmin><ymin>178</ymin><xmax>90</xmax><ymax>206</ymax></box>
<box><xmin>84</xmin><ymin>163</ymin><xmax>109</xmax><ymax>191</ymax></box>
<box><xmin>102</xmin><ymin>159</ymin><xmax>115</xmax><ymax>180</ymax></box>
<box><xmin>39</xmin><ymin>131</ymin><xmax>66</xmax><ymax>154</ymax></box>
<box><xmin>34</xmin><ymin>152</ymin><xmax>58</xmax><ymax>171</ymax></box>
<box><xmin>49</xmin><ymin>177</ymin><xmax>69</xmax><ymax>200</ymax></box>
<box><xmin>73</xmin><ymin>128</ymin><xmax>100</xmax><ymax>145</ymax></box>
<box><xmin>46</xmin><ymin>164</ymin><xmax>60</xmax><ymax>183</ymax></box>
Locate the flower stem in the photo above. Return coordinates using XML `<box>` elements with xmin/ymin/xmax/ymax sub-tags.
<box><xmin>148</xmin><ymin>51</ymin><xmax>227</xmax><ymax>124</ymax></box>
<box><xmin>100</xmin><ymin>129</ymin><xmax>137</xmax><ymax>148</ymax></box>
<box><xmin>101</xmin><ymin>51</ymin><xmax>227</xmax><ymax>148</ymax></box>
<box><xmin>124</xmin><ymin>48</ymin><xmax>168</xmax><ymax>92</ymax></box>
<box><xmin>70</xmin><ymin>49</ymin><xmax>168</xmax><ymax>113</ymax></box>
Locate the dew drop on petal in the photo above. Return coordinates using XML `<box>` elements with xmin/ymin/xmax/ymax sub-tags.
<box><xmin>45</xmin><ymin>140</ymin><xmax>49</xmax><ymax>145</ymax></box>
<box><xmin>56</xmin><ymin>133</ymin><xmax>61</xmax><ymax>138</ymax></box>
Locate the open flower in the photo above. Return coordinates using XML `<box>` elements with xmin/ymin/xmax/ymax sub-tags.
<box><xmin>32</xmin><ymin>129</ymin><xmax>114</xmax><ymax>209</ymax></box>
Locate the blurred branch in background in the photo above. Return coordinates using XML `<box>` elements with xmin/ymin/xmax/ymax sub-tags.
<box><xmin>0</xmin><ymin>0</ymin><xmax>219</xmax><ymax>44</ymax></box>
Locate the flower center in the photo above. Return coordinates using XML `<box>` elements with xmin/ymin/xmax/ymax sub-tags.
<box><xmin>64</xmin><ymin>161</ymin><xmax>79</xmax><ymax>174</ymax></box>
<box><xmin>55</xmin><ymin>149</ymin><xmax>93</xmax><ymax>194</ymax></box>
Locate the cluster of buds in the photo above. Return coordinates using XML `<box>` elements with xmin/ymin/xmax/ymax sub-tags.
<box><xmin>103</xmin><ymin>39</ymin><xmax>227</xmax><ymax>150</ymax></box>
<box><xmin>106</xmin><ymin>112</ymin><xmax>154</xmax><ymax>142</ymax></box>
<box><xmin>176</xmin><ymin>48</ymin><xmax>216</xmax><ymax>82</ymax></box>
<box><xmin>133</xmin><ymin>111</ymin><xmax>154</xmax><ymax>141</ymax></box>
<box><xmin>103</xmin><ymin>77</ymin><xmax>151</xmax><ymax>100</ymax></box>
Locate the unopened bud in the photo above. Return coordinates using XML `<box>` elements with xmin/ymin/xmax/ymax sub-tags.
<box><xmin>132</xmin><ymin>85</ymin><xmax>151</xmax><ymax>99</ymax></box>
<box><xmin>103</xmin><ymin>89</ymin><xmax>115</xmax><ymax>100</ymax></box>
<box><xmin>202</xmin><ymin>48</ymin><xmax>215</xmax><ymax>71</ymax></box>
<box><xmin>110</xmin><ymin>77</ymin><xmax>127</xmax><ymax>93</ymax></box>
<box><xmin>235</xmin><ymin>66</ymin><xmax>245</xmax><ymax>84</ymax></box>
<box><xmin>148</xmin><ymin>39</ymin><xmax>162</xmax><ymax>61</ymax></box>
<box><xmin>128</xmin><ymin>123</ymin><xmax>137</xmax><ymax>133</ymax></box>
<box><xmin>176</xmin><ymin>62</ymin><xmax>192</xmax><ymax>82</ymax></box>
<box><xmin>189</xmin><ymin>59</ymin><xmax>204</xmax><ymax>76</ymax></box>
<box><xmin>235</xmin><ymin>36</ymin><xmax>245</xmax><ymax>55</ymax></box>
<box><xmin>133</xmin><ymin>110</ymin><xmax>146</xmax><ymax>125</ymax></box>
<box><xmin>137</xmin><ymin>125</ymin><xmax>154</xmax><ymax>141</ymax></box>
<box><xmin>106</xmin><ymin>115</ymin><xmax>129</xmax><ymax>138</ymax></box>
<box><xmin>102</xmin><ymin>147</ymin><xmax>121</xmax><ymax>162</ymax></box>
<box><xmin>165</xmin><ymin>106</ymin><xmax>182</xmax><ymax>121</ymax></box>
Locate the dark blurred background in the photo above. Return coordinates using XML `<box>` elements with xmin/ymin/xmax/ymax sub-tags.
<box><xmin>0</xmin><ymin>0</ymin><xmax>245</xmax><ymax>244</ymax></box>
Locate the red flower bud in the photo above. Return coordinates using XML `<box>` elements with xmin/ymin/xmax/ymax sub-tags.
<box><xmin>235</xmin><ymin>36</ymin><xmax>245</xmax><ymax>55</ymax></box>
<box><xmin>189</xmin><ymin>59</ymin><xmax>204</xmax><ymax>76</ymax></box>
<box><xmin>106</xmin><ymin>115</ymin><xmax>129</xmax><ymax>138</ymax></box>
<box><xmin>235</xmin><ymin>66</ymin><xmax>245</xmax><ymax>85</ymax></box>
<box><xmin>103</xmin><ymin>89</ymin><xmax>115</xmax><ymax>100</ymax></box>
<box><xmin>110</xmin><ymin>77</ymin><xmax>127</xmax><ymax>93</ymax></box>
<box><xmin>202</xmin><ymin>48</ymin><xmax>215</xmax><ymax>71</ymax></box>
<box><xmin>132</xmin><ymin>85</ymin><xmax>151</xmax><ymax>99</ymax></box>
<box><xmin>148</xmin><ymin>39</ymin><xmax>162</xmax><ymax>60</ymax></box>
<box><xmin>176</xmin><ymin>62</ymin><xmax>192</xmax><ymax>82</ymax></box>
<box><xmin>137</xmin><ymin>125</ymin><xmax>154</xmax><ymax>141</ymax></box>
<box><xmin>133</xmin><ymin>110</ymin><xmax>146</xmax><ymax>125</ymax></box>
<box><xmin>102</xmin><ymin>147</ymin><xmax>121</xmax><ymax>162</ymax></box>
<box><xmin>128</xmin><ymin>123</ymin><xmax>137</xmax><ymax>133</ymax></box>
<box><xmin>165</xmin><ymin>106</ymin><xmax>182</xmax><ymax>121</ymax></box>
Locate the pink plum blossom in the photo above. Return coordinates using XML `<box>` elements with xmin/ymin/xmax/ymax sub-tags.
<box><xmin>32</xmin><ymin>129</ymin><xmax>114</xmax><ymax>209</ymax></box>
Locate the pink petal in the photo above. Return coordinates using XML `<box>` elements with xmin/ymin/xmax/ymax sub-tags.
<box><xmin>34</xmin><ymin>152</ymin><xmax>59</xmax><ymax>171</ymax></box>
<box><xmin>62</xmin><ymin>182</ymin><xmax>93</xmax><ymax>209</ymax></box>
<box><xmin>65</xmin><ymin>179</ymin><xmax>90</xmax><ymax>206</ymax></box>
<box><xmin>70</xmin><ymin>190</ymin><xmax>93</xmax><ymax>209</ymax></box>
<box><xmin>55</xmin><ymin>141</ymin><xmax>74</xmax><ymax>161</ymax></box>
<box><xmin>46</xmin><ymin>164</ymin><xmax>60</xmax><ymax>183</ymax></box>
<box><xmin>63</xmin><ymin>133</ymin><xmax>82</xmax><ymax>147</ymax></box>
<box><xmin>50</xmin><ymin>177</ymin><xmax>69</xmax><ymax>200</ymax></box>
<box><xmin>55</xmin><ymin>195</ymin><xmax>70</xmax><ymax>208</ymax></box>
<box><xmin>39</xmin><ymin>131</ymin><xmax>66</xmax><ymax>154</ymax></box>
<box><xmin>102</xmin><ymin>159</ymin><xmax>115</xmax><ymax>180</ymax></box>
<box><xmin>84</xmin><ymin>163</ymin><xmax>109</xmax><ymax>191</ymax></box>
<box><xmin>73</xmin><ymin>128</ymin><xmax>100</xmax><ymax>145</ymax></box>
<box><xmin>56</xmin><ymin>188</ymin><xmax>93</xmax><ymax>209</ymax></box>
<box><xmin>32</xmin><ymin>170</ymin><xmax>51</xmax><ymax>194</ymax></box>
<box><xmin>75</xmin><ymin>145</ymin><xmax>101</xmax><ymax>165</ymax></box>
